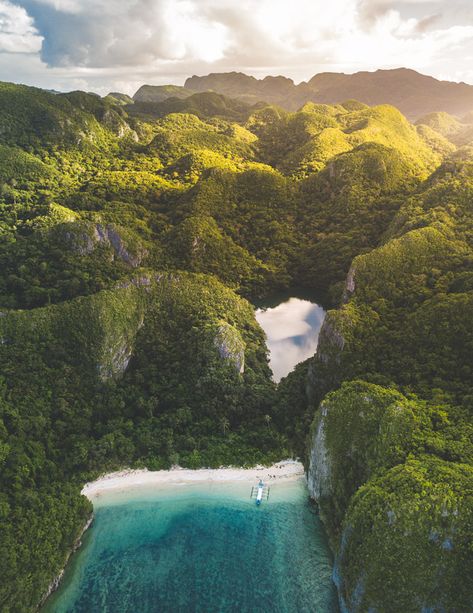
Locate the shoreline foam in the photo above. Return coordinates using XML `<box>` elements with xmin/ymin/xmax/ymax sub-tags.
<box><xmin>82</xmin><ymin>460</ymin><xmax>305</xmax><ymax>501</ymax></box>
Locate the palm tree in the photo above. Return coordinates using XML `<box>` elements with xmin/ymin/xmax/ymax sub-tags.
<box><xmin>220</xmin><ymin>417</ymin><xmax>230</xmax><ymax>436</ymax></box>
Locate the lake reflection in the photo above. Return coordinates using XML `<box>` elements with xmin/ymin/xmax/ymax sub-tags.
<box><xmin>255</xmin><ymin>298</ymin><xmax>326</xmax><ymax>382</ymax></box>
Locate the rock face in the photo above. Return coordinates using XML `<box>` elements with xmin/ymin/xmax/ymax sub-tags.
<box><xmin>307</xmin><ymin>382</ymin><xmax>418</xmax><ymax>532</ymax></box>
<box><xmin>97</xmin><ymin>312</ymin><xmax>144</xmax><ymax>382</ymax></box>
<box><xmin>94</xmin><ymin>224</ymin><xmax>144</xmax><ymax>267</ymax></box>
<box><xmin>307</xmin><ymin>400</ymin><xmax>331</xmax><ymax>503</ymax></box>
<box><xmin>40</xmin><ymin>513</ymin><xmax>94</xmax><ymax>608</ymax></box>
<box><xmin>213</xmin><ymin>320</ymin><xmax>245</xmax><ymax>374</ymax></box>
<box><xmin>64</xmin><ymin>222</ymin><xmax>147</xmax><ymax>267</ymax></box>
<box><xmin>315</xmin><ymin>313</ymin><xmax>345</xmax><ymax>365</ymax></box>
<box><xmin>305</xmin><ymin>308</ymin><xmax>351</xmax><ymax>406</ymax></box>
<box><xmin>307</xmin><ymin>381</ymin><xmax>473</xmax><ymax>612</ymax></box>
<box><xmin>344</xmin><ymin>265</ymin><xmax>356</xmax><ymax>297</ymax></box>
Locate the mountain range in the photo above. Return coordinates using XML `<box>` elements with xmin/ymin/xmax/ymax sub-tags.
<box><xmin>133</xmin><ymin>68</ymin><xmax>473</xmax><ymax>120</ymax></box>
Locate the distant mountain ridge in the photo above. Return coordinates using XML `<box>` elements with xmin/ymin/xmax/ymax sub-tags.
<box><xmin>170</xmin><ymin>68</ymin><xmax>473</xmax><ymax>119</ymax></box>
<box><xmin>133</xmin><ymin>84</ymin><xmax>193</xmax><ymax>103</ymax></box>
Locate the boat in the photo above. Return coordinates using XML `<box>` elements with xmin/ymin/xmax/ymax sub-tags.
<box><xmin>250</xmin><ymin>479</ymin><xmax>270</xmax><ymax>505</ymax></box>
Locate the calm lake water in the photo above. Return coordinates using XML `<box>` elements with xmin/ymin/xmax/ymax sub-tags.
<box><xmin>255</xmin><ymin>296</ymin><xmax>326</xmax><ymax>382</ymax></box>
<box><xmin>44</xmin><ymin>480</ymin><xmax>338</xmax><ymax>613</ymax></box>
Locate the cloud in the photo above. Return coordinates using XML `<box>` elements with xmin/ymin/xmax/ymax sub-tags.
<box><xmin>18</xmin><ymin>0</ymin><xmax>231</xmax><ymax>67</ymax></box>
<box><xmin>256</xmin><ymin>298</ymin><xmax>325</xmax><ymax>381</ymax></box>
<box><xmin>415</xmin><ymin>13</ymin><xmax>441</xmax><ymax>33</ymax></box>
<box><xmin>0</xmin><ymin>0</ymin><xmax>41</xmax><ymax>53</ymax></box>
<box><xmin>256</xmin><ymin>299</ymin><xmax>315</xmax><ymax>342</ymax></box>
<box><xmin>2</xmin><ymin>0</ymin><xmax>473</xmax><ymax>94</ymax></box>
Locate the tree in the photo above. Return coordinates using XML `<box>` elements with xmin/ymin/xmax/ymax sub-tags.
<box><xmin>220</xmin><ymin>417</ymin><xmax>230</xmax><ymax>436</ymax></box>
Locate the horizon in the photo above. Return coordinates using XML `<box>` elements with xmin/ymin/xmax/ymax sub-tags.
<box><xmin>7</xmin><ymin>65</ymin><xmax>473</xmax><ymax>98</ymax></box>
<box><xmin>2</xmin><ymin>0</ymin><xmax>473</xmax><ymax>95</ymax></box>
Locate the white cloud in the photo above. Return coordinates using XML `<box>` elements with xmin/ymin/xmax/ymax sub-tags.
<box><xmin>256</xmin><ymin>299</ymin><xmax>315</xmax><ymax>342</ymax></box>
<box><xmin>2</xmin><ymin>0</ymin><xmax>473</xmax><ymax>93</ymax></box>
<box><xmin>0</xmin><ymin>0</ymin><xmax>41</xmax><ymax>53</ymax></box>
<box><xmin>256</xmin><ymin>298</ymin><xmax>326</xmax><ymax>381</ymax></box>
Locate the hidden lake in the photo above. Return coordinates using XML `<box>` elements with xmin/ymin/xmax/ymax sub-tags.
<box><xmin>255</xmin><ymin>292</ymin><xmax>326</xmax><ymax>382</ymax></box>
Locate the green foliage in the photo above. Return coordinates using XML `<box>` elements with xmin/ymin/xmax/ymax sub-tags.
<box><xmin>167</xmin><ymin>214</ymin><xmax>268</xmax><ymax>291</ymax></box>
<box><xmin>273</xmin><ymin>360</ymin><xmax>314</xmax><ymax>457</ymax></box>
<box><xmin>416</xmin><ymin>111</ymin><xmax>473</xmax><ymax>147</ymax></box>
<box><xmin>340</xmin><ymin>458</ymin><xmax>473</xmax><ymax>612</ymax></box>
<box><xmin>149</xmin><ymin>113</ymin><xmax>255</xmax><ymax>168</ymax></box>
<box><xmin>0</xmin><ymin>84</ymin><xmax>452</xmax><ymax>307</ymax></box>
<box><xmin>0</xmin><ymin>78</ymin><xmax>470</xmax><ymax>611</ymax></box>
<box><xmin>0</xmin><ymin>82</ymin><xmax>130</xmax><ymax>151</ymax></box>
<box><xmin>130</xmin><ymin>91</ymin><xmax>252</xmax><ymax>122</ymax></box>
<box><xmin>133</xmin><ymin>84</ymin><xmax>193</xmax><ymax>103</ymax></box>
<box><xmin>249</xmin><ymin>103</ymin><xmax>439</xmax><ymax>179</ymax></box>
<box><xmin>338</xmin><ymin>104</ymin><xmax>440</xmax><ymax>172</ymax></box>
<box><xmin>104</xmin><ymin>92</ymin><xmax>134</xmax><ymax>106</ymax></box>
<box><xmin>416</xmin><ymin>111</ymin><xmax>463</xmax><ymax>139</ymax></box>
<box><xmin>0</xmin><ymin>482</ymin><xmax>92</xmax><ymax>613</ymax></box>
<box><xmin>312</xmin><ymin>381</ymin><xmax>473</xmax><ymax>535</ymax></box>
<box><xmin>306</xmin><ymin>379</ymin><xmax>473</xmax><ymax>611</ymax></box>
<box><xmin>297</xmin><ymin>148</ymin><xmax>473</xmax><ymax>612</ymax></box>
<box><xmin>416</xmin><ymin>123</ymin><xmax>457</xmax><ymax>157</ymax></box>
<box><xmin>0</xmin><ymin>274</ymin><xmax>285</xmax><ymax>609</ymax></box>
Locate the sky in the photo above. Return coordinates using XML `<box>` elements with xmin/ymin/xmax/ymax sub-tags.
<box><xmin>1</xmin><ymin>0</ymin><xmax>473</xmax><ymax>95</ymax></box>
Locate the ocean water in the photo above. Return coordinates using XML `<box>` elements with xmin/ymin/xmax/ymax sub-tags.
<box><xmin>255</xmin><ymin>297</ymin><xmax>326</xmax><ymax>381</ymax></box>
<box><xmin>44</xmin><ymin>479</ymin><xmax>339</xmax><ymax>613</ymax></box>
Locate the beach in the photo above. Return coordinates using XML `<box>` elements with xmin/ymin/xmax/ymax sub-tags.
<box><xmin>45</xmin><ymin>459</ymin><xmax>338</xmax><ymax>613</ymax></box>
<box><xmin>82</xmin><ymin>460</ymin><xmax>305</xmax><ymax>501</ymax></box>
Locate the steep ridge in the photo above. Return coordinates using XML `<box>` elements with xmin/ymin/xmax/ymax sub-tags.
<box><xmin>302</xmin><ymin>154</ymin><xmax>473</xmax><ymax>611</ymax></box>
<box><xmin>133</xmin><ymin>84</ymin><xmax>194</xmax><ymax>103</ymax></box>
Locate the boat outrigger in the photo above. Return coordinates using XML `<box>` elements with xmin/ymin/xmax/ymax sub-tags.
<box><xmin>250</xmin><ymin>479</ymin><xmax>270</xmax><ymax>506</ymax></box>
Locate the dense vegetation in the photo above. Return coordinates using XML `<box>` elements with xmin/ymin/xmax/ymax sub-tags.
<box><xmin>0</xmin><ymin>79</ymin><xmax>471</xmax><ymax>611</ymax></box>
<box><xmin>307</xmin><ymin>381</ymin><xmax>473</xmax><ymax>611</ymax></box>
<box><xmin>301</xmin><ymin>115</ymin><xmax>473</xmax><ymax>610</ymax></box>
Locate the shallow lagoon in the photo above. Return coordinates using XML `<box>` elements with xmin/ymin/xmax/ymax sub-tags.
<box><xmin>44</xmin><ymin>479</ymin><xmax>338</xmax><ymax>613</ymax></box>
<box><xmin>255</xmin><ymin>296</ymin><xmax>326</xmax><ymax>382</ymax></box>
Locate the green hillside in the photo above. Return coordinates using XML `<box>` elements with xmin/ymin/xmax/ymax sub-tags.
<box><xmin>129</xmin><ymin>91</ymin><xmax>253</xmax><ymax>122</ymax></box>
<box><xmin>417</xmin><ymin>110</ymin><xmax>473</xmax><ymax>147</ymax></box>
<box><xmin>0</xmin><ymin>79</ymin><xmax>471</xmax><ymax>611</ymax></box>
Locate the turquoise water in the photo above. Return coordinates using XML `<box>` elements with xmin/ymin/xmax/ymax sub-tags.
<box><xmin>44</xmin><ymin>479</ymin><xmax>338</xmax><ymax>613</ymax></box>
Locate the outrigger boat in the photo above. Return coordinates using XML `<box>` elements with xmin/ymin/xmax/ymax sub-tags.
<box><xmin>250</xmin><ymin>479</ymin><xmax>270</xmax><ymax>506</ymax></box>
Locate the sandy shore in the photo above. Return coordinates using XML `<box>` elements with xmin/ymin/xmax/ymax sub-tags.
<box><xmin>82</xmin><ymin>460</ymin><xmax>305</xmax><ymax>500</ymax></box>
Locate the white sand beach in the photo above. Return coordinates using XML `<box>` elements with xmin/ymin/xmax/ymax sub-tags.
<box><xmin>82</xmin><ymin>460</ymin><xmax>305</xmax><ymax>501</ymax></box>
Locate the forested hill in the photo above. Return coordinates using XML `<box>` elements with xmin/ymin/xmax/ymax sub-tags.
<box><xmin>0</xmin><ymin>80</ymin><xmax>471</xmax><ymax>612</ymax></box>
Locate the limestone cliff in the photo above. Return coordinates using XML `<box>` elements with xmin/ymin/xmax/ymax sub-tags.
<box><xmin>307</xmin><ymin>381</ymin><xmax>473</xmax><ymax>612</ymax></box>
<box><xmin>213</xmin><ymin>320</ymin><xmax>246</xmax><ymax>374</ymax></box>
<box><xmin>63</xmin><ymin>221</ymin><xmax>148</xmax><ymax>267</ymax></box>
